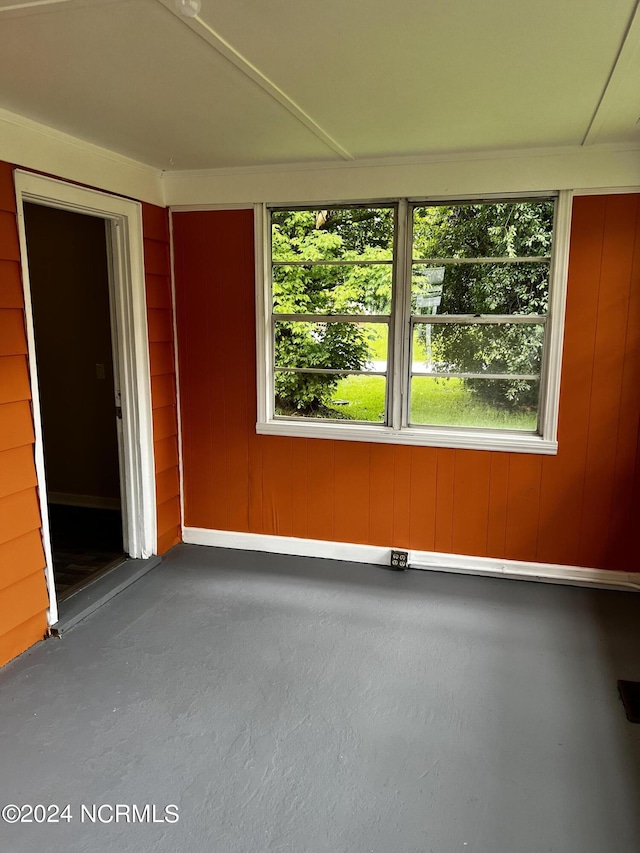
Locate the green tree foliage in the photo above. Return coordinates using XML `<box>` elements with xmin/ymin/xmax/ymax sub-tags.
<box><xmin>271</xmin><ymin>201</ymin><xmax>554</xmax><ymax>417</ymax></box>
<box><xmin>412</xmin><ymin>200</ymin><xmax>554</xmax><ymax>410</ymax></box>
<box><xmin>272</xmin><ymin>208</ymin><xmax>392</xmax><ymax>414</ymax></box>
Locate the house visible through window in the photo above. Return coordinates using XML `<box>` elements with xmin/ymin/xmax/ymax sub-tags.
<box><xmin>257</xmin><ymin>194</ymin><xmax>571</xmax><ymax>454</ymax></box>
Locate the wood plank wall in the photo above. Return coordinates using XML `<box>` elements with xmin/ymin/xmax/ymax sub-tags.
<box><xmin>0</xmin><ymin>168</ymin><xmax>181</xmax><ymax>667</ymax></box>
<box><xmin>142</xmin><ymin>203</ymin><xmax>181</xmax><ymax>554</ymax></box>
<box><xmin>0</xmin><ymin>162</ymin><xmax>49</xmax><ymax>666</ymax></box>
<box><xmin>173</xmin><ymin>196</ymin><xmax>640</xmax><ymax>573</ymax></box>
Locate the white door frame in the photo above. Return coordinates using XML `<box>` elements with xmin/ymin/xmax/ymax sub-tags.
<box><xmin>14</xmin><ymin>170</ymin><xmax>157</xmax><ymax>627</ymax></box>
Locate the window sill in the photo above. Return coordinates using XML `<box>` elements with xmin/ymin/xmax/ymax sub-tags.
<box><xmin>256</xmin><ymin>419</ymin><xmax>558</xmax><ymax>455</ymax></box>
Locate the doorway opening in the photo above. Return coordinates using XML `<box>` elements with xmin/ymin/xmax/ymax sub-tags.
<box><xmin>15</xmin><ymin>170</ymin><xmax>158</xmax><ymax>628</ymax></box>
<box><xmin>23</xmin><ymin>203</ymin><xmax>125</xmax><ymax>600</ymax></box>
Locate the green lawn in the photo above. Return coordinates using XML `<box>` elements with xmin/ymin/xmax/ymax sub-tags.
<box><xmin>332</xmin><ymin>374</ymin><xmax>537</xmax><ymax>430</ymax></box>
<box><xmin>329</xmin><ymin>323</ymin><xmax>538</xmax><ymax>430</ymax></box>
<box><xmin>276</xmin><ymin>324</ymin><xmax>537</xmax><ymax>430</ymax></box>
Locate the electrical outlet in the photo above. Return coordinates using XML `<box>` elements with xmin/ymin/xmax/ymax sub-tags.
<box><xmin>96</xmin><ymin>363</ymin><xmax>106</xmax><ymax>380</ymax></box>
<box><xmin>390</xmin><ymin>550</ymin><xmax>408</xmax><ymax>570</ymax></box>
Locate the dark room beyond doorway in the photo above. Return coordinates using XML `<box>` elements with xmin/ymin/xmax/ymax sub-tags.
<box><xmin>24</xmin><ymin>203</ymin><xmax>125</xmax><ymax>600</ymax></box>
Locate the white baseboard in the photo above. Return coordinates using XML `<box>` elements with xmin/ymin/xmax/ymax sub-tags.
<box><xmin>48</xmin><ymin>492</ymin><xmax>121</xmax><ymax>511</ymax></box>
<box><xmin>182</xmin><ymin>527</ymin><xmax>640</xmax><ymax>592</ymax></box>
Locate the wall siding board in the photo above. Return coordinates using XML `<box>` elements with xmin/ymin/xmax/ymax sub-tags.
<box><xmin>0</xmin><ymin>572</ymin><xmax>49</xmax><ymax>636</ymax></box>
<box><xmin>432</xmin><ymin>449</ymin><xmax>456</xmax><ymax>555</ymax></box>
<box><xmin>0</xmin><ymin>165</ymin><xmax>49</xmax><ymax>667</ymax></box>
<box><xmin>0</xmin><ymin>162</ymin><xmax>17</xmax><ymax>213</ymax></box>
<box><xmin>142</xmin><ymin>239</ymin><xmax>170</xmax><ymax>277</ymax></box>
<box><xmin>578</xmin><ymin>195</ymin><xmax>638</xmax><ymax>567</ymax></box>
<box><xmin>151</xmin><ymin>374</ymin><xmax>176</xmax><ymax>410</ymax></box>
<box><xmin>631</xmin><ymin>417</ymin><xmax>640</xmax><ymax>567</ymax></box>
<box><xmin>156</xmin><ymin>465</ymin><xmax>180</xmax><ymax>508</ymax></box>
<box><xmin>141</xmin><ymin>202</ymin><xmax>170</xmax><ymax>243</ymax></box>
<box><xmin>536</xmin><ymin>196</ymin><xmax>605</xmax><ymax>565</ymax></box>
<box><xmin>452</xmin><ymin>450</ymin><xmax>491</xmax><ymax>558</ymax></box>
<box><xmin>157</xmin><ymin>495</ymin><xmax>181</xmax><ymax>539</ymax></box>
<box><xmin>0</xmin><ymin>261</ymin><xmax>23</xmax><ymax>308</ymax></box>
<box><xmin>305</xmin><ymin>440</ymin><xmax>335</xmax><ymax>543</ymax></box>
<box><xmin>407</xmin><ymin>446</ymin><xmax>438</xmax><ymax>553</ymax></box>
<box><xmin>174</xmin><ymin>195</ymin><xmax>640</xmax><ymax>573</ymax></box>
<box><xmin>0</xmin><ymin>401</ymin><xmax>34</xmax><ymax>452</ymax></box>
<box><xmin>142</xmin><ymin>204</ymin><xmax>181</xmax><ymax>555</ymax></box>
<box><xmin>262</xmin><ymin>436</ymin><xmax>294</xmax><ymax>537</ymax></box>
<box><xmin>220</xmin><ymin>235</ymin><xmax>252</xmax><ymax>534</ymax></box>
<box><xmin>152</xmin><ymin>404</ymin><xmax>178</xmax><ymax>443</ymax></box>
<box><xmin>0</xmin><ymin>613</ymin><xmax>48</xmax><ymax>670</ymax></box>
<box><xmin>149</xmin><ymin>342</ymin><xmax>175</xmax><ymax>378</ymax></box>
<box><xmin>334</xmin><ymin>442</ymin><xmax>370</xmax><ymax>546</ymax></box>
<box><xmin>606</xmin><ymin>198</ymin><xmax>640</xmax><ymax>570</ymax></box>
<box><xmin>0</xmin><ymin>308</ymin><xmax>27</xmax><ymax>356</ymax></box>
<box><xmin>0</xmin><ymin>355</ymin><xmax>31</xmax><ymax>404</ymax></box>
<box><xmin>147</xmin><ymin>308</ymin><xmax>174</xmax><ymax>343</ymax></box>
<box><xmin>224</xmin><ymin>423</ymin><xmax>251</xmax><ymax>533</ymax></box>
<box><xmin>0</xmin><ymin>444</ymin><xmax>38</xmax><ymax>499</ymax></box>
<box><xmin>173</xmin><ymin>210</ymin><xmax>256</xmax><ymax>533</ymax></box>
<box><xmin>290</xmin><ymin>438</ymin><xmax>309</xmax><ymax>539</ymax></box>
<box><xmin>486</xmin><ymin>452</ymin><xmax>510</xmax><ymax>558</ymax></box>
<box><xmin>172</xmin><ymin>214</ymin><xmax>216</xmax><ymax>528</ymax></box>
<box><xmin>391</xmin><ymin>446</ymin><xmax>413</xmax><ymax>549</ymax></box>
<box><xmin>0</xmin><ymin>488</ymin><xmax>41</xmax><ymax>546</ymax></box>
<box><xmin>504</xmin><ymin>455</ymin><xmax>543</xmax><ymax>562</ymax></box>
<box><xmin>157</xmin><ymin>526</ymin><xmax>181</xmax><ymax>556</ymax></box>
<box><xmin>154</xmin><ymin>435</ymin><xmax>179</xmax><ymax>475</ymax></box>
<box><xmin>247</xmin><ymin>432</ymin><xmax>265</xmax><ymax>533</ymax></box>
<box><xmin>145</xmin><ymin>274</ymin><xmax>172</xmax><ymax>310</ymax></box>
<box><xmin>0</xmin><ymin>210</ymin><xmax>20</xmax><ymax>260</ymax></box>
<box><xmin>0</xmin><ymin>529</ymin><xmax>45</xmax><ymax>592</ymax></box>
<box><xmin>368</xmin><ymin>444</ymin><xmax>397</xmax><ymax>548</ymax></box>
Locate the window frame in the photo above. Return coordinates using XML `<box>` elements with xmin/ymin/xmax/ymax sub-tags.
<box><xmin>255</xmin><ymin>190</ymin><xmax>572</xmax><ymax>454</ymax></box>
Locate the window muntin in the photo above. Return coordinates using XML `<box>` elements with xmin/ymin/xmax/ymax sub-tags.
<box><xmin>263</xmin><ymin>196</ymin><xmax>561</xmax><ymax>449</ymax></box>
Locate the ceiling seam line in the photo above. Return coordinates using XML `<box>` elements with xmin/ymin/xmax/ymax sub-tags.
<box><xmin>582</xmin><ymin>0</ymin><xmax>640</xmax><ymax>145</ymax></box>
<box><xmin>156</xmin><ymin>0</ymin><xmax>353</xmax><ymax>161</ymax></box>
<box><xmin>189</xmin><ymin>13</ymin><xmax>354</xmax><ymax>160</ymax></box>
<box><xmin>0</xmin><ymin>0</ymin><xmax>72</xmax><ymax>13</ymax></box>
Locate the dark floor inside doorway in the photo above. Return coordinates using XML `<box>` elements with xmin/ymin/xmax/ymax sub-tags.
<box><xmin>48</xmin><ymin>504</ymin><xmax>124</xmax><ymax>599</ymax></box>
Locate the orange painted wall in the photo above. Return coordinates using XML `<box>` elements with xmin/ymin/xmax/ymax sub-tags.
<box><xmin>142</xmin><ymin>204</ymin><xmax>181</xmax><ymax>554</ymax></box>
<box><xmin>0</xmin><ymin>162</ymin><xmax>49</xmax><ymax>667</ymax></box>
<box><xmin>173</xmin><ymin>196</ymin><xmax>640</xmax><ymax>573</ymax></box>
<box><xmin>0</xmin><ymin>166</ymin><xmax>180</xmax><ymax>667</ymax></box>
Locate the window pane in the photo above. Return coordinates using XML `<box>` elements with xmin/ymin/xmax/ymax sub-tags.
<box><xmin>409</xmin><ymin>376</ymin><xmax>539</xmax><ymax>431</ymax></box>
<box><xmin>275</xmin><ymin>374</ymin><xmax>386</xmax><ymax>423</ymax></box>
<box><xmin>274</xmin><ymin>321</ymin><xmax>388</xmax><ymax>371</ymax></box>
<box><xmin>411</xmin><ymin>262</ymin><xmax>550</xmax><ymax>315</ymax></box>
<box><xmin>412</xmin><ymin>200</ymin><xmax>554</xmax><ymax>259</ymax></box>
<box><xmin>273</xmin><ymin>262</ymin><xmax>392</xmax><ymax>315</ymax></box>
<box><xmin>272</xmin><ymin>206</ymin><xmax>394</xmax><ymax>262</ymax></box>
<box><xmin>412</xmin><ymin>323</ymin><xmax>544</xmax><ymax>377</ymax></box>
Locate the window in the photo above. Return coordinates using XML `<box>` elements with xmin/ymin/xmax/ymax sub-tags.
<box><xmin>256</xmin><ymin>193</ymin><xmax>571</xmax><ymax>453</ymax></box>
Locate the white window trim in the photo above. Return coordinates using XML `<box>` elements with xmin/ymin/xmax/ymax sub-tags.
<box><xmin>255</xmin><ymin>190</ymin><xmax>573</xmax><ymax>455</ymax></box>
<box><xmin>14</xmin><ymin>171</ymin><xmax>157</xmax><ymax>626</ymax></box>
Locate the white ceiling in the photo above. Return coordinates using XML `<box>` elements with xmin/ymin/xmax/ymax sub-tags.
<box><xmin>0</xmin><ymin>0</ymin><xmax>639</xmax><ymax>171</ymax></box>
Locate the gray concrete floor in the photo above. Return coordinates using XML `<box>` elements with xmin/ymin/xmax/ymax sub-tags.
<box><xmin>1</xmin><ymin>544</ymin><xmax>639</xmax><ymax>853</ymax></box>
